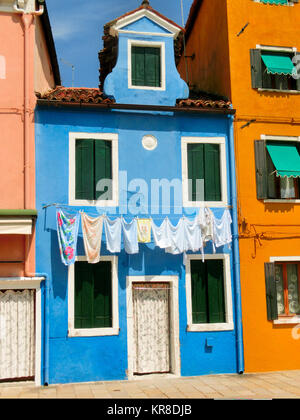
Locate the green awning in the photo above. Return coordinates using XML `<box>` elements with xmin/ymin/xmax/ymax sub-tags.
<box><xmin>261</xmin><ymin>54</ymin><xmax>294</xmax><ymax>75</ymax></box>
<box><xmin>260</xmin><ymin>0</ymin><xmax>288</xmax><ymax>5</ymax></box>
<box><xmin>266</xmin><ymin>143</ymin><xmax>300</xmax><ymax>178</ymax></box>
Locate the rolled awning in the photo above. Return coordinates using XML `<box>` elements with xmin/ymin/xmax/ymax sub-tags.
<box><xmin>266</xmin><ymin>143</ymin><xmax>300</xmax><ymax>178</ymax></box>
<box><xmin>261</xmin><ymin>54</ymin><xmax>295</xmax><ymax>75</ymax></box>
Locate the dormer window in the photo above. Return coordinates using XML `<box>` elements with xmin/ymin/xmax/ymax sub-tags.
<box><xmin>128</xmin><ymin>40</ymin><xmax>166</xmax><ymax>91</ymax></box>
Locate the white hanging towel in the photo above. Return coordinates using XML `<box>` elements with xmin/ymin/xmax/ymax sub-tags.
<box><xmin>104</xmin><ymin>216</ymin><xmax>122</xmax><ymax>253</ymax></box>
<box><xmin>151</xmin><ymin>218</ymin><xmax>172</xmax><ymax>249</ymax></box>
<box><xmin>183</xmin><ymin>216</ymin><xmax>204</xmax><ymax>253</ymax></box>
<box><xmin>165</xmin><ymin>218</ymin><xmax>185</xmax><ymax>255</ymax></box>
<box><xmin>213</xmin><ymin>208</ymin><xmax>232</xmax><ymax>248</ymax></box>
<box><xmin>122</xmin><ymin>218</ymin><xmax>139</xmax><ymax>254</ymax></box>
<box><xmin>198</xmin><ymin>207</ymin><xmax>215</xmax><ymax>244</ymax></box>
<box><xmin>81</xmin><ymin>212</ymin><xmax>103</xmax><ymax>264</ymax></box>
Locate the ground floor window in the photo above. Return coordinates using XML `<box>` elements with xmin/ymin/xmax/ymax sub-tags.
<box><xmin>68</xmin><ymin>256</ymin><xmax>119</xmax><ymax>336</ymax></box>
<box><xmin>185</xmin><ymin>255</ymin><xmax>234</xmax><ymax>332</ymax></box>
<box><xmin>275</xmin><ymin>262</ymin><xmax>300</xmax><ymax>316</ymax></box>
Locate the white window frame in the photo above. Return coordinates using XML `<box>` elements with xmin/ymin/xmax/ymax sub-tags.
<box><xmin>269</xmin><ymin>256</ymin><xmax>300</xmax><ymax>325</ymax></box>
<box><xmin>185</xmin><ymin>254</ymin><xmax>234</xmax><ymax>332</ymax></box>
<box><xmin>255</xmin><ymin>45</ymin><xmax>299</xmax><ymax>94</ymax></box>
<box><xmin>181</xmin><ymin>137</ymin><xmax>228</xmax><ymax>208</ymax></box>
<box><xmin>261</xmin><ymin>135</ymin><xmax>300</xmax><ymax>203</ymax></box>
<box><xmin>128</xmin><ymin>39</ymin><xmax>166</xmax><ymax>91</ymax></box>
<box><xmin>68</xmin><ymin>255</ymin><xmax>119</xmax><ymax>337</ymax></box>
<box><xmin>69</xmin><ymin>132</ymin><xmax>119</xmax><ymax>207</ymax></box>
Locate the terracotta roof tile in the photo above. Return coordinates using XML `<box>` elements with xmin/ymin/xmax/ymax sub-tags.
<box><xmin>37</xmin><ymin>87</ymin><xmax>232</xmax><ymax>110</ymax></box>
<box><xmin>36</xmin><ymin>87</ymin><xmax>114</xmax><ymax>104</ymax></box>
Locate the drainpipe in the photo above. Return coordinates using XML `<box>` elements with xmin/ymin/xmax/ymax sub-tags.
<box><xmin>228</xmin><ymin>114</ymin><xmax>244</xmax><ymax>374</ymax></box>
<box><xmin>13</xmin><ymin>1</ymin><xmax>49</xmax><ymax>386</ymax></box>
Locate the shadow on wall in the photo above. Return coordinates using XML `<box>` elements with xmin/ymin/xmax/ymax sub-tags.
<box><xmin>264</xmin><ymin>203</ymin><xmax>295</xmax><ymax>214</ymax></box>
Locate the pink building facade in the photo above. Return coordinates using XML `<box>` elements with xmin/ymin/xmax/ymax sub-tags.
<box><xmin>0</xmin><ymin>0</ymin><xmax>59</xmax><ymax>384</ymax></box>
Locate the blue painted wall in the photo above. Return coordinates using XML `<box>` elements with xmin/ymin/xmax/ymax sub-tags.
<box><xmin>35</xmin><ymin>107</ymin><xmax>240</xmax><ymax>384</ymax></box>
<box><xmin>104</xmin><ymin>17</ymin><xmax>189</xmax><ymax>106</ymax></box>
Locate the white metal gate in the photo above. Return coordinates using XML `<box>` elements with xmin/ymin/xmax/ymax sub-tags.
<box><xmin>133</xmin><ymin>283</ymin><xmax>170</xmax><ymax>375</ymax></box>
<box><xmin>0</xmin><ymin>290</ymin><xmax>35</xmax><ymax>381</ymax></box>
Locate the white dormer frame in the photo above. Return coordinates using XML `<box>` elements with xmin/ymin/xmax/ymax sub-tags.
<box><xmin>109</xmin><ymin>8</ymin><xmax>182</xmax><ymax>39</ymax></box>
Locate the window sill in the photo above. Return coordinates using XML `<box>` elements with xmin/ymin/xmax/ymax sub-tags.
<box><xmin>257</xmin><ymin>88</ymin><xmax>300</xmax><ymax>94</ymax></box>
<box><xmin>187</xmin><ymin>322</ymin><xmax>234</xmax><ymax>332</ymax></box>
<box><xmin>264</xmin><ymin>199</ymin><xmax>300</xmax><ymax>203</ymax></box>
<box><xmin>273</xmin><ymin>316</ymin><xmax>300</xmax><ymax>325</ymax></box>
<box><xmin>69</xmin><ymin>199</ymin><xmax>118</xmax><ymax>207</ymax></box>
<box><xmin>68</xmin><ymin>327</ymin><xmax>119</xmax><ymax>337</ymax></box>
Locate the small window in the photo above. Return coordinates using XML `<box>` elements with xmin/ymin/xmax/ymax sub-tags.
<box><xmin>275</xmin><ymin>262</ymin><xmax>300</xmax><ymax>317</ymax></box>
<box><xmin>75</xmin><ymin>260</ymin><xmax>112</xmax><ymax>329</ymax></box>
<box><xmin>265</xmin><ymin>261</ymin><xmax>300</xmax><ymax>321</ymax></box>
<box><xmin>255</xmin><ymin>140</ymin><xmax>300</xmax><ymax>200</ymax></box>
<box><xmin>191</xmin><ymin>259</ymin><xmax>226</xmax><ymax>324</ymax></box>
<box><xmin>131</xmin><ymin>46</ymin><xmax>161</xmax><ymax>88</ymax></box>
<box><xmin>250</xmin><ymin>49</ymin><xmax>299</xmax><ymax>91</ymax></box>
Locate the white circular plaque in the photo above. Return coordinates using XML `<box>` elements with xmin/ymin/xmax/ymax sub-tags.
<box><xmin>142</xmin><ymin>135</ymin><xmax>158</xmax><ymax>151</ymax></box>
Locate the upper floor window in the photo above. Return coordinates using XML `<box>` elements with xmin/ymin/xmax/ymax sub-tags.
<box><xmin>69</xmin><ymin>133</ymin><xmax>119</xmax><ymax>207</ymax></box>
<box><xmin>128</xmin><ymin>40</ymin><xmax>165</xmax><ymax>91</ymax></box>
<box><xmin>181</xmin><ymin>137</ymin><xmax>227</xmax><ymax>207</ymax></box>
<box><xmin>255</xmin><ymin>137</ymin><xmax>300</xmax><ymax>200</ymax></box>
<box><xmin>250</xmin><ymin>48</ymin><xmax>300</xmax><ymax>92</ymax></box>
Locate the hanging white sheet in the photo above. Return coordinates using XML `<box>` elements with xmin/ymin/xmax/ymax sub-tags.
<box><xmin>103</xmin><ymin>216</ymin><xmax>122</xmax><ymax>253</ymax></box>
<box><xmin>122</xmin><ymin>218</ymin><xmax>139</xmax><ymax>254</ymax></box>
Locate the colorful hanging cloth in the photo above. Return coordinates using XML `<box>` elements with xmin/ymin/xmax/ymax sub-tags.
<box><xmin>103</xmin><ymin>216</ymin><xmax>122</xmax><ymax>253</ymax></box>
<box><xmin>137</xmin><ymin>218</ymin><xmax>152</xmax><ymax>243</ymax></box>
<box><xmin>56</xmin><ymin>209</ymin><xmax>80</xmax><ymax>265</ymax></box>
<box><xmin>121</xmin><ymin>218</ymin><xmax>139</xmax><ymax>254</ymax></box>
<box><xmin>81</xmin><ymin>212</ymin><xmax>103</xmax><ymax>264</ymax></box>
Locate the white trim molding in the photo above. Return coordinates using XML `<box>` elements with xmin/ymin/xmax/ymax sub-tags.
<box><xmin>68</xmin><ymin>256</ymin><xmax>119</xmax><ymax>337</ymax></box>
<box><xmin>126</xmin><ymin>275</ymin><xmax>180</xmax><ymax>380</ymax></box>
<box><xmin>69</xmin><ymin>132</ymin><xmax>119</xmax><ymax>207</ymax></box>
<box><xmin>110</xmin><ymin>8</ymin><xmax>182</xmax><ymax>39</ymax></box>
<box><xmin>128</xmin><ymin>39</ymin><xmax>166</xmax><ymax>91</ymax></box>
<box><xmin>185</xmin><ymin>254</ymin><xmax>234</xmax><ymax>332</ymax></box>
<box><xmin>0</xmin><ymin>277</ymin><xmax>44</xmax><ymax>387</ymax></box>
<box><xmin>181</xmin><ymin>136</ymin><xmax>228</xmax><ymax>208</ymax></box>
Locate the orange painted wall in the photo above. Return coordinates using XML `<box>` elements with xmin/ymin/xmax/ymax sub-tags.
<box><xmin>179</xmin><ymin>0</ymin><xmax>300</xmax><ymax>372</ymax></box>
<box><xmin>177</xmin><ymin>0</ymin><xmax>231</xmax><ymax>99</ymax></box>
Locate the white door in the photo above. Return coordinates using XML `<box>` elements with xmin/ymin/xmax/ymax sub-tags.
<box><xmin>133</xmin><ymin>283</ymin><xmax>170</xmax><ymax>375</ymax></box>
<box><xmin>0</xmin><ymin>290</ymin><xmax>35</xmax><ymax>381</ymax></box>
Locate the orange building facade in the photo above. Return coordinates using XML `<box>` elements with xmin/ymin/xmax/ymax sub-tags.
<box><xmin>178</xmin><ymin>0</ymin><xmax>300</xmax><ymax>372</ymax></box>
<box><xmin>0</xmin><ymin>0</ymin><xmax>59</xmax><ymax>384</ymax></box>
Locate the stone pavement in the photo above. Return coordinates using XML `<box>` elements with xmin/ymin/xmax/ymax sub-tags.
<box><xmin>0</xmin><ymin>370</ymin><xmax>299</xmax><ymax>399</ymax></box>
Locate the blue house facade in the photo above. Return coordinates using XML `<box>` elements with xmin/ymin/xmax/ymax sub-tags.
<box><xmin>35</xmin><ymin>2</ymin><xmax>243</xmax><ymax>385</ymax></box>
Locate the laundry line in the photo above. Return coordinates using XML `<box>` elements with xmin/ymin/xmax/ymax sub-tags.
<box><xmin>55</xmin><ymin>206</ymin><xmax>233</xmax><ymax>267</ymax></box>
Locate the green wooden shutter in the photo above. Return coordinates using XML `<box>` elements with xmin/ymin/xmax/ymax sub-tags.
<box><xmin>191</xmin><ymin>260</ymin><xmax>208</xmax><ymax>324</ymax></box>
<box><xmin>94</xmin><ymin>140</ymin><xmax>112</xmax><ymax>200</ymax></box>
<box><xmin>206</xmin><ymin>259</ymin><xmax>226</xmax><ymax>323</ymax></box>
<box><xmin>75</xmin><ymin>139</ymin><xmax>94</xmax><ymax>200</ymax></box>
<box><xmin>93</xmin><ymin>261</ymin><xmax>112</xmax><ymax>328</ymax></box>
<box><xmin>145</xmin><ymin>47</ymin><xmax>160</xmax><ymax>87</ymax></box>
<box><xmin>250</xmin><ymin>49</ymin><xmax>263</xmax><ymax>89</ymax></box>
<box><xmin>75</xmin><ymin>262</ymin><xmax>94</xmax><ymax>329</ymax></box>
<box><xmin>204</xmin><ymin>143</ymin><xmax>221</xmax><ymax>202</ymax></box>
<box><xmin>254</xmin><ymin>140</ymin><xmax>268</xmax><ymax>199</ymax></box>
<box><xmin>264</xmin><ymin>262</ymin><xmax>278</xmax><ymax>321</ymax></box>
<box><xmin>187</xmin><ymin>143</ymin><xmax>204</xmax><ymax>201</ymax></box>
<box><xmin>132</xmin><ymin>46</ymin><xmax>145</xmax><ymax>86</ymax></box>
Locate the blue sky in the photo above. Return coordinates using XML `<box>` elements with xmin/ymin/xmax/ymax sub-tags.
<box><xmin>46</xmin><ymin>0</ymin><xmax>194</xmax><ymax>88</ymax></box>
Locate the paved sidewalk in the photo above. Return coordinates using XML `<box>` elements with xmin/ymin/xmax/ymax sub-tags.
<box><xmin>0</xmin><ymin>370</ymin><xmax>299</xmax><ymax>399</ymax></box>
